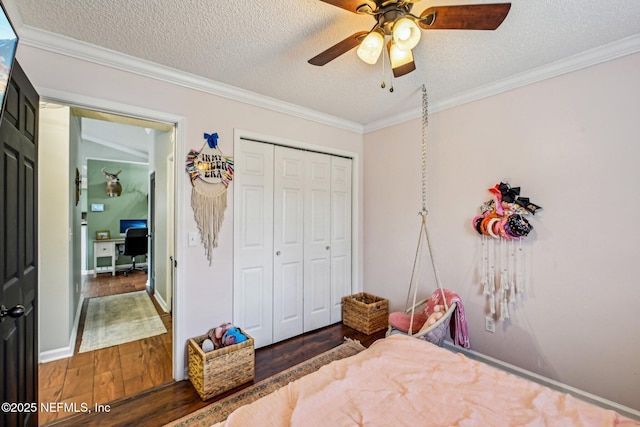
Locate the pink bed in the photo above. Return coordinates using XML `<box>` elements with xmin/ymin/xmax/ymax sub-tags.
<box><xmin>221</xmin><ymin>334</ymin><xmax>638</xmax><ymax>426</ymax></box>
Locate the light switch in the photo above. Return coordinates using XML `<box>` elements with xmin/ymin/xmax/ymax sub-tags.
<box><xmin>188</xmin><ymin>232</ymin><xmax>199</xmax><ymax>247</ymax></box>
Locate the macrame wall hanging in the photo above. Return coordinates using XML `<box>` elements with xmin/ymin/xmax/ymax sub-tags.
<box><xmin>472</xmin><ymin>183</ymin><xmax>542</xmax><ymax>321</ymax></box>
<box><xmin>186</xmin><ymin>132</ymin><xmax>234</xmax><ymax>264</ymax></box>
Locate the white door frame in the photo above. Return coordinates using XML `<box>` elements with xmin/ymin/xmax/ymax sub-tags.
<box><xmin>233</xmin><ymin>129</ymin><xmax>361</xmax><ymax>328</ymax></box>
<box><xmin>166</xmin><ymin>152</ymin><xmax>175</xmax><ymax>311</ymax></box>
<box><xmin>36</xmin><ymin>87</ymin><xmax>185</xmax><ymax>380</ymax></box>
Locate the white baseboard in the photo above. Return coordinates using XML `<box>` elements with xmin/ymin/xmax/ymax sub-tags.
<box><xmin>39</xmin><ymin>346</ymin><xmax>73</xmax><ymax>363</ymax></box>
<box><xmin>39</xmin><ymin>296</ymin><xmax>84</xmax><ymax>363</ymax></box>
<box><xmin>443</xmin><ymin>341</ymin><xmax>640</xmax><ymax>422</ymax></box>
<box><xmin>153</xmin><ymin>289</ymin><xmax>169</xmax><ymax>313</ymax></box>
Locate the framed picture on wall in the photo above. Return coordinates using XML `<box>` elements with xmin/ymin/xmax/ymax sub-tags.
<box><xmin>95</xmin><ymin>230</ymin><xmax>111</xmax><ymax>240</ymax></box>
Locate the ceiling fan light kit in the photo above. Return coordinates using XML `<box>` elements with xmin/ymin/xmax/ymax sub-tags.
<box><xmin>311</xmin><ymin>1</ymin><xmax>511</xmax><ymax>79</ymax></box>
<box><xmin>392</xmin><ymin>17</ymin><xmax>421</xmax><ymax>51</ymax></box>
<box><xmin>356</xmin><ymin>29</ymin><xmax>385</xmax><ymax>64</ymax></box>
<box><xmin>388</xmin><ymin>41</ymin><xmax>416</xmax><ymax>77</ymax></box>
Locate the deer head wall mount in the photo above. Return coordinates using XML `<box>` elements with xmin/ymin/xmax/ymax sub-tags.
<box><xmin>101</xmin><ymin>167</ymin><xmax>122</xmax><ymax>197</ymax></box>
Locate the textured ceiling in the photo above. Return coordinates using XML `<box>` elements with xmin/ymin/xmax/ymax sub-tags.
<box><xmin>7</xmin><ymin>0</ymin><xmax>640</xmax><ymax>127</ymax></box>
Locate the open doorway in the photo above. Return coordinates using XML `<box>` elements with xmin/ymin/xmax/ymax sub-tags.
<box><xmin>37</xmin><ymin>101</ymin><xmax>177</xmax><ymax>424</ymax></box>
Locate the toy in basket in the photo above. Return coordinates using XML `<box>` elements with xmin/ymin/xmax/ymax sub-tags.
<box><xmin>188</xmin><ymin>326</ymin><xmax>254</xmax><ymax>400</ymax></box>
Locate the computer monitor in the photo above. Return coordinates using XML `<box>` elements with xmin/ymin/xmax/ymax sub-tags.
<box><xmin>119</xmin><ymin>219</ymin><xmax>147</xmax><ymax>235</ymax></box>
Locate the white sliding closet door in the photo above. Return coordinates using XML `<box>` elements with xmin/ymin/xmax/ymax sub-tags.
<box><xmin>273</xmin><ymin>147</ymin><xmax>305</xmax><ymax>342</ymax></box>
<box><xmin>330</xmin><ymin>156</ymin><xmax>352</xmax><ymax>322</ymax></box>
<box><xmin>233</xmin><ymin>140</ymin><xmax>274</xmax><ymax>349</ymax></box>
<box><xmin>304</xmin><ymin>152</ymin><xmax>332</xmax><ymax>332</ymax></box>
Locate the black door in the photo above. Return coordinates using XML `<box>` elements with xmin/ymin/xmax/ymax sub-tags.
<box><xmin>0</xmin><ymin>61</ymin><xmax>39</xmax><ymax>427</ymax></box>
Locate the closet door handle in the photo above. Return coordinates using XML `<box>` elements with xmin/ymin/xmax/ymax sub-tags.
<box><xmin>276</xmin><ymin>251</ymin><xmax>281</xmax><ymax>256</ymax></box>
<box><xmin>326</xmin><ymin>246</ymin><xmax>330</xmax><ymax>250</ymax></box>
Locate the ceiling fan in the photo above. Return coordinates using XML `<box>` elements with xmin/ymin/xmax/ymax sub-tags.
<box><xmin>309</xmin><ymin>1</ymin><xmax>511</xmax><ymax>78</ymax></box>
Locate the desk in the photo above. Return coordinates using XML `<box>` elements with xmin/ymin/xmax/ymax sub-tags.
<box><xmin>94</xmin><ymin>239</ymin><xmax>125</xmax><ymax>277</ymax></box>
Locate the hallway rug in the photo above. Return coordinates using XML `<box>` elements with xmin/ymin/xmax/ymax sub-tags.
<box><xmin>79</xmin><ymin>290</ymin><xmax>167</xmax><ymax>353</ymax></box>
<box><xmin>164</xmin><ymin>338</ymin><xmax>366</xmax><ymax>426</ymax></box>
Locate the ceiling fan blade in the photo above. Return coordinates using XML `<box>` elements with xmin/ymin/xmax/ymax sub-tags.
<box><xmin>418</xmin><ymin>3</ymin><xmax>511</xmax><ymax>30</ymax></box>
<box><xmin>308</xmin><ymin>31</ymin><xmax>368</xmax><ymax>66</ymax></box>
<box><xmin>319</xmin><ymin>0</ymin><xmax>374</xmax><ymax>13</ymax></box>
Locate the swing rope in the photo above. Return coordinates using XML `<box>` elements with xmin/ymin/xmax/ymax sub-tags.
<box><xmin>406</xmin><ymin>85</ymin><xmax>448</xmax><ymax>336</ymax></box>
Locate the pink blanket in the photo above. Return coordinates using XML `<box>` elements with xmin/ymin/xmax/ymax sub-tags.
<box><xmin>389</xmin><ymin>289</ymin><xmax>471</xmax><ymax>348</ymax></box>
<box><xmin>427</xmin><ymin>289</ymin><xmax>470</xmax><ymax>349</ymax></box>
<box><xmin>223</xmin><ymin>335</ymin><xmax>638</xmax><ymax>427</ymax></box>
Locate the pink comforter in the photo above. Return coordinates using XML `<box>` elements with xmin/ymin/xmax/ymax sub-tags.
<box><xmin>224</xmin><ymin>335</ymin><xmax>639</xmax><ymax>426</ymax></box>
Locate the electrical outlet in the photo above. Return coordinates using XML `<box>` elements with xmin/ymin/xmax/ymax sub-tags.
<box><xmin>485</xmin><ymin>316</ymin><xmax>496</xmax><ymax>333</ymax></box>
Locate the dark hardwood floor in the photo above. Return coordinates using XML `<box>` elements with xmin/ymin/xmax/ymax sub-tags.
<box><xmin>39</xmin><ymin>271</ymin><xmax>172</xmax><ymax>426</ymax></box>
<box><xmin>45</xmin><ymin>323</ymin><xmax>386</xmax><ymax>427</ymax></box>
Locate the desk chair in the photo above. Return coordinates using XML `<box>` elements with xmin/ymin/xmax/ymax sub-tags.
<box><xmin>122</xmin><ymin>227</ymin><xmax>148</xmax><ymax>277</ymax></box>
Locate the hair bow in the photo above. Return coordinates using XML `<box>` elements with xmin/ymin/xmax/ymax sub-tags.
<box><xmin>515</xmin><ymin>197</ymin><xmax>542</xmax><ymax>215</ymax></box>
<box><xmin>204</xmin><ymin>132</ymin><xmax>219</xmax><ymax>149</ymax></box>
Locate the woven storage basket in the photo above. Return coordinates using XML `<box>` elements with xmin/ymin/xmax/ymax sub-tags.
<box><xmin>342</xmin><ymin>292</ymin><xmax>389</xmax><ymax>335</ymax></box>
<box><xmin>188</xmin><ymin>330</ymin><xmax>255</xmax><ymax>400</ymax></box>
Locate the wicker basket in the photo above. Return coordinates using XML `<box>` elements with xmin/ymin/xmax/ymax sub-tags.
<box><xmin>342</xmin><ymin>293</ymin><xmax>389</xmax><ymax>335</ymax></box>
<box><xmin>188</xmin><ymin>330</ymin><xmax>255</xmax><ymax>400</ymax></box>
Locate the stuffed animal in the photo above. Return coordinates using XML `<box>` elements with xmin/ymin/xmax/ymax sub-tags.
<box><xmin>206</xmin><ymin>322</ymin><xmax>234</xmax><ymax>350</ymax></box>
<box><xmin>201</xmin><ymin>338</ymin><xmax>215</xmax><ymax>352</ymax></box>
<box><xmin>426</xmin><ymin>305</ymin><xmax>446</xmax><ymax>326</ymax></box>
<box><xmin>222</xmin><ymin>327</ymin><xmax>248</xmax><ymax>346</ymax></box>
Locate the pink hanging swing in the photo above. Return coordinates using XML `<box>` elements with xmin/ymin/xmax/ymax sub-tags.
<box><xmin>386</xmin><ymin>85</ymin><xmax>469</xmax><ymax>348</ymax></box>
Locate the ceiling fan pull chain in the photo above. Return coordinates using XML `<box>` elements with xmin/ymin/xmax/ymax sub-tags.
<box><xmin>380</xmin><ymin>46</ymin><xmax>387</xmax><ymax>89</ymax></box>
<box><xmin>421</xmin><ymin>84</ymin><xmax>428</xmax><ymax>213</ymax></box>
<box><xmin>388</xmin><ymin>57</ymin><xmax>395</xmax><ymax>93</ymax></box>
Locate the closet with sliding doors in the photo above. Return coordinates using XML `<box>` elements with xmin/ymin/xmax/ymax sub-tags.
<box><xmin>233</xmin><ymin>138</ymin><xmax>353</xmax><ymax>348</ymax></box>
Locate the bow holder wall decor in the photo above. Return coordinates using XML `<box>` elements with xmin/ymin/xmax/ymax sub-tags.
<box><xmin>186</xmin><ymin>132</ymin><xmax>234</xmax><ymax>264</ymax></box>
<box><xmin>472</xmin><ymin>182</ymin><xmax>542</xmax><ymax>322</ymax></box>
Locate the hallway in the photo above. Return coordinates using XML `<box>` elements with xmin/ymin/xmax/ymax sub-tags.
<box><xmin>38</xmin><ymin>272</ymin><xmax>173</xmax><ymax>425</ymax></box>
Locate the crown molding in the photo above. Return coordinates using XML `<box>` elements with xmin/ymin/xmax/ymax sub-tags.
<box><xmin>364</xmin><ymin>33</ymin><xmax>640</xmax><ymax>133</ymax></box>
<box><xmin>13</xmin><ymin>21</ymin><xmax>640</xmax><ymax>136</ymax></box>
<box><xmin>17</xmin><ymin>25</ymin><xmax>364</xmax><ymax>134</ymax></box>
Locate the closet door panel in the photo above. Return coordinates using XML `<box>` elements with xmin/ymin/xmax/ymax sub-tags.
<box><xmin>308</xmin><ymin>257</ymin><xmax>330</xmax><ymax>312</ymax></box>
<box><xmin>273</xmin><ymin>147</ymin><xmax>304</xmax><ymax>342</ymax></box>
<box><xmin>239</xmin><ymin>267</ymin><xmax>267</xmax><ymax>331</ymax></box>
<box><xmin>304</xmin><ymin>152</ymin><xmax>332</xmax><ymax>332</ymax></box>
<box><xmin>330</xmin><ymin>156</ymin><xmax>353</xmax><ymax>322</ymax></box>
<box><xmin>233</xmin><ymin>140</ymin><xmax>274</xmax><ymax>348</ymax></box>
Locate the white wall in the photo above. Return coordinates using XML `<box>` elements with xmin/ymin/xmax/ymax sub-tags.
<box><xmin>364</xmin><ymin>52</ymin><xmax>640</xmax><ymax>411</ymax></box>
<box><xmin>69</xmin><ymin>115</ymin><xmax>83</xmax><ymax>335</ymax></box>
<box><xmin>38</xmin><ymin>105</ymin><xmax>72</xmax><ymax>354</ymax></box>
<box><xmin>16</xmin><ymin>45</ymin><xmax>364</xmax><ymax>378</ymax></box>
<box><xmin>151</xmin><ymin>129</ymin><xmax>174</xmax><ymax>310</ymax></box>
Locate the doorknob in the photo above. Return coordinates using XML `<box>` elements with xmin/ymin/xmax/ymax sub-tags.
<box><xmin>0</xmin><ymin>304</ymin><xmax>25</xmax><ymax>320</ymax></box>
<box><xmin>276</xmin><ymin>251</ymin><xmax>281</xmax><ymax>256</ymax></box>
